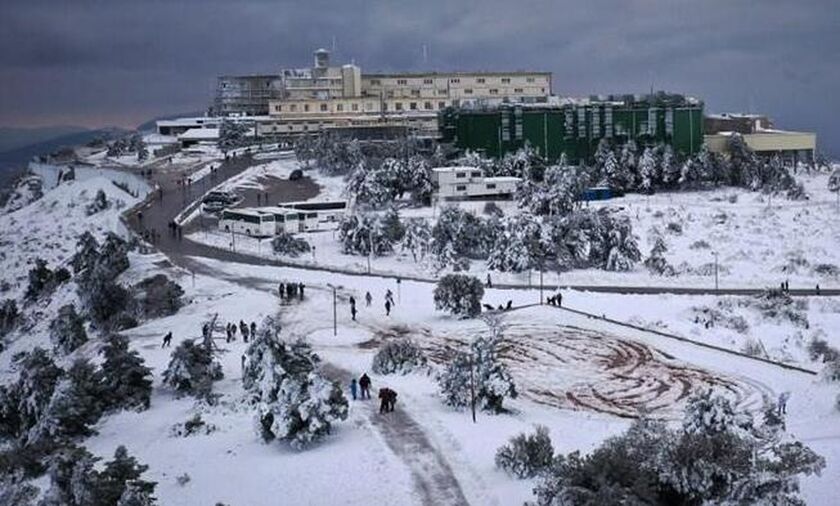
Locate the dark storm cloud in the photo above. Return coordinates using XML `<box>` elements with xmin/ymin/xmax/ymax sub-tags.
<box><xmin>1</xmin><ymin>0</ymin><xmax>838</xmax><ymax>154</ymax></box>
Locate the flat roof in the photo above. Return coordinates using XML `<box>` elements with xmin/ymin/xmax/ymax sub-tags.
<box><xmin>178</xmin><ymin>128</ymin><xmax>219</xmax><ymax>140</ymax></box>
<box><xmin>432</xmin><ymin>166</ymin><xmax>479</xmax><ymax>172</ymax></box>
<box><xmin>362</xmin><ymin>71</ymin><xmax>551</xmax><ymax>78</ymax></box>
<box><xmin>224</xmin><ymin>208</ymin><xmax>274</xmax><ymax>217</ymax></box>
<box><xmin>484</xmin><ymin>176</ymin><xmax>522</xmax><ymax>183</ymax></box>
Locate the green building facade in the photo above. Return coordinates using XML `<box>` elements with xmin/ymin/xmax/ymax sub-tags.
<box><xmin>439</xmin><ymin>94</ymin><xmax>704</xmax><ymax>163</ymax></box>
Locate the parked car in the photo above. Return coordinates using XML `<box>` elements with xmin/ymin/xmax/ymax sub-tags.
<box><xmin>289</xmin><ymin>169</ymin><xmax>303</xmax><ymax>181</ymax></box>
<box><xmin>203</xmin><ymin>190</ymin><xmax>240</xmax><ymax>205</ymax></box>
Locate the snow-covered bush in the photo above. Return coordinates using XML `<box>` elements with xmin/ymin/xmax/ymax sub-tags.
<box><xmin>170</xmin><ymin>413</ymin><xmax>217</xmax><ymax>437</ymax></box>
<box><xmin>131</xmin><ymin>274</ymin><xmax>184</xmax><ymax>319</ymax></box>
<box><xmin>162</xmin><ymin>340</ymin><xmax>223</xmax><ymax>401</ymax></box>
<box><xmin>533</xmin><ymin>391</ymin><xmax>825</xmax><ymax>506</ymax></box>
<box><xmin>271</xmin><ymin>231</ymin><xmax>311</xmax><ymax>257</ymax></box>
<box><xmin>744</xmin><ymin>290</ymin><xmax>809</xmax><ymax>328</ymax></box>
<box><xmin>495</xmin><ymin>425</ymin><xmax>554</xmax><ymax>479</ymax></box>
<box><xmin>25</xmin><ymin>258</ymin><xmax>65</xmax><ymax>300</ymax></box>
<box><xmin>49</xmin><ymin>304</ymin><xmax>87</xmax><ymax>355</ymax></box>
<box><xmin>434</xmin><ymin>274</ymin><xmax>484</xmax><ymax>318</ymax></box>
<box><xmin>99</xmin><ymin>334</ymin><xmax>152</xmax><ymax>412</ymax></box>
<box><xmin>371</xmin><ymin>340</ymin><xmax>427</xmax><ymax>375</ymax></box>
<box><xmin>85</xmin><ymin>189</ymin><xmax>110</xmax><ymax>215</ymax></box>
<box><xmin>400</xmin><ymin>218</ymin><xmax>431</xmax><ymax>263</ymax></box>
<box><xmin>643</xmin><ymin>234</ymin><xmax>674</xmax><ymax>276</ymax></box>
<box><xmin>243</xmin><ymin>319</ymin><xmax>348</xmax><ymax>449</ymax></box>
<box><xmin>437</xmin><ymin>332</ymin><xmax>516</xmax><ymax>413</ymax></box>
<box><xmin>430</xmin><ymin>207</ymin><xmax>492</xmax><ymax>271</ymax></box>
<box><xmin>546</xmin><ymin>208</ymin><xmax>640</xmax><ymax>272</ymax></box>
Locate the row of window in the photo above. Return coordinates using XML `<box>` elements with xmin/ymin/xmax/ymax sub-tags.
<box><xmin>275</xmin><ymin>99</ymin><xmax>452</xmax><ymax>114</ymax></box>
<box><xmin>368</xmin><ymin>76</ymin><xmax>541</xmax><ymax>86</ymax></box>
<box><xmin>454</xmin><ymin>183</ymin><xmax>498</xmax><ymax>192</ymax></box>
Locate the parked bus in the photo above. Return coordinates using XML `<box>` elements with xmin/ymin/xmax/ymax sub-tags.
<box><xmin>218</xmin><ymin>208</ymin><xmax>275</xmax><ymax>237</ymax></box>
<box><xmin>262</xmin><ymin>207</ymin><xmax>319</xmax><ymax>234</ymax></box>
<box><xmin>277</xmin><ymin>200</ymin><xmax>347</xmax><ymax>225</ymax></box>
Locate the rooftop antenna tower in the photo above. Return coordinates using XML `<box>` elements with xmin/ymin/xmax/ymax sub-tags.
<box><xmin>331</xmin><ymin>36</ymin><xmax>337</xmax><ymax>53</ymax></box>
<box><xmin>422</xmin><ymin>44</ymin><xmax>428</xmax><ymax>65</ymax></box>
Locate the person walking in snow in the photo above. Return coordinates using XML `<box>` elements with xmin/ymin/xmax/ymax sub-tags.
<box><xmin>385</xmin><ymin>300</ymin><xmax>391</xmax><ymax>316</ymax></box>
<box><xmin>226</xmin><ymin>324</ymin><xmax>232</xmax><ymax>343</ymax></box>
<box><xmin>385</xmin><ymin>289</ymin><xmax>394</xmax><ymax>306</ymax></box>
<box><xmin>778</xmin><ymin>391</ymin><xmax>790</xmax><ymax>415</ymax></box>
<box><xmin>359</xmin><ymin>373</ymin><xmax>371</xmax><ymax>400</ymax></box>
<box><xmin>349</xmin><ymin>378</ymin><xmax>358</xmax><ymax>400</ymax></box>
<box><xmin>557</xmin><ymin>293</ymin><xmax>562</xmax><ymax>307</ymax></box>
<box><xmin>486</xmin><ymin>273</ymin><xmax>492</xmax><ymax>288</ymax></box>
<box><xmin>239</xmin><ymin>320</ymin><xmax>249</xmax><ymax>341</ymax></box>
<box><xmin>241</xmin><ymin>354</ymin><xmax>246</xmax><ymax>372</ymax></box>
<box><xmin>278</xmin><ymin>282</ymin><xmax>285</xmax><ymax>300</ymax></box>
<box><xmin>365</xmin><ymin>291</ymin><xmax>372</xmax><ymax>307</ymax></box>
<box><xmin>162</xmin><ymin>332</ymin><xmax>172</xmax><ymax>348</ymax></box>
<box><xmin>250</xmin><ymin>321</ymin><xmax>257</xmax><ymax>338</ymax></box>
<box><xmin>378</xmin><ymin>388</ymin><xmax>390</xmax><ymax>414</ymax></box>
<box><xmin>298</xmin><ymin>282</ymin><xmax>305</xmax><ymax>300</ymax></box>
<box><xmin>351</xmin><ymin>304</ymin><xmax>357</xmax><ymax>322</ymax></box>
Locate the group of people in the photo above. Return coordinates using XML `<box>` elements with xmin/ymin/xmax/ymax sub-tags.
<box><xmin>483</xmin><ymin>300</ymin><xmax>514</xmax><ymax>312</ymax></box>
<box><xmin>349</xmin><ymin>373</ymin><xmax>398</xmax><ymax>414</ymax></box>
<box><xmin>278</xmin><ymin>282</ymin><xmax>305</xmax><ymax>301</ymax></box>
<box><xmin>226</xmin><ymin>320</ymin><xmax>257</xmax><ymax>343</ymax></box>
<box><xmin>167</xmin><ymin>221</ymin><xmax>184</xmax><ymax>240</ymax></box>
<box><xmin>349</xmin><ymin>289</ymin><xmax>395</xmax><ymax>321</ymax></box>
<box><xmin>546</xmin><ymin>293</ymin><xmax>563</xmax><ymax>306</ymax></box>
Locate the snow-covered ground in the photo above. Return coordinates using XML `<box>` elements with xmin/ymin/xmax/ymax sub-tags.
<box><xmin>2</xmin><ymin>157</ymin><xmax>838</xmax><ymax>505</ymax></box>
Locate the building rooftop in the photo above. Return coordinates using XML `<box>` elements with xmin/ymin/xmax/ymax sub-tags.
<box><xmin>362</xmin><ymin>70</ymin><xmax>552</xmax><ymax>78</ymax></box>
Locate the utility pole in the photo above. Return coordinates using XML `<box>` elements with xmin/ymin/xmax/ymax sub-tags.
<box><xmin>327</xmin><ymin>284</ymin><xmax>337</xmax><ymax>336</ymax></box>
<box><xmin>469</xmin><ymin>351</ymin><xmax>476</xmax><ymax>424</ymax></box>
<box><xmin>712</xmin><ymin>251</ymin><xmax>719</xmax><ymax>293</ymax></box>
<box><xmin>539</xmin><ymin>261</ymin><xmax>544</xmax><ymax>304</ymax></box>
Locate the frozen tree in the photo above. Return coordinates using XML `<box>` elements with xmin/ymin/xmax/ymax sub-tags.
<box><xmin>345</xmin><ymin>158</ymin><xmax>396</xmax><ymax>208</ymax></box>
<box><xmin>603</xmin><ymin>150</ymin><xmax>632</xmax><ymax>191</ymax></box>
<box><xmin>338</xmin><ymin>209</ymin><xmax>404</xmax><ymax>256</ymax></box>
<box><xmin>99</xmin><ymin>334</ymin><xmax>152</xmax><ymax>412</ymax></box>
<box><xmin>643</xmin><ymin>233</ymin><xmax>673</xmax><ymax>276</ymax></box>
<box><xmin>828</xmin><ymin>166</ymin><xmax>840</xmax><ymax>207</ymax></box>
<box><xmin>437</xmin><ymin>325</ymin><xmax>516</xmax><ymax>412</ymax></box>
<box><xmin>433</xmin><ymin>274</ymin><xmax>484</xmax><ymax>318</ymax></box>
<box><xmin>271</xmin><ymin>231</ymin><xmax>311</xmax><ymax>257</ymax></box>
<box><xmin>430</xmin><ymin>207</ymin><xmax>491</xmax><ymax>270</ymax></box>
<box><xmin>0</xmin><ymin>298</ymin><xmax>19</xmax><ymax>337</ymax></box>
<box><xmin>217</xmin><ymin>120</ymin><xmax>250</xmax><ymax>152</ymax></box>
<box><xmin>71</xmin><ymin>232</ymin><xmax>99</xmax><ymax>274</ymax></box>
<box><xmin>371</xmin><ymin>340</ymin><xmax>427</xmax><ymax>375</ymax></box>
<box><xmin>592</xmin><ymin>139</ymin><xmax>613</xmax><ymax>181</ymax></box>
<box><xmin>131</xmin><ymin>275</ymin><xmax>184</xmax><ymax>319</ymax></box>
<box><xmin>162</xmin><ymin>339</ymin><xmax>224</xmax><ymax>402</ymax></box>
<box><xmin>0</xmin><ymin>348</ymin><xmax>62</xmax><ymax>441</ymax></box>
<box><xmin>243</xmin><ymin>318</ymin><xmax>348</xmax><ymax>449</ymax></box>
<box><xmin>637</xmin><ymin>147</ymin><xmax>658</xmax><ymax>193</ymax></box>
<box><xmin>85</xmin><ymin>189</ymin><xmax>110</xmax><ymax>215</ymax></box>
<box><xmin>619</xmin><ymin>140</ymin><xmax>638</xmax><ymax>183</ymax></box>
<box><xmin>75</xmin><ymin>234</ymin><xmax>134</xmax><ymax>329</ymax></box>
<box><xmin>135</xmin><ymin>141</ymin><xmax>148</xmax><ymax>163</ymax></box>
<box><xmin>49</xmin><ymin>304</ymin><xmax>87</xmax><ymax>355</ymax></box>
<box><xmin>40</xmin><ymin>445</ymin><xmax>157</xmax><ymax>506</ymax></box>
<box><xmin>486</xmin><ymin>214</ymin><xmax>545</xmax><ymax>273</ymax></box>
<box><xmin>495</xmin><ymin>425</ymin><xmax>554</xmax><ymax>479</ymax></box>
<box><xmin>29</xmin><ymin>359</ymin><xmax>105</xmax><ymax>444</ymax></box>
<box><xmin>400</xmin><ymin>218</ymin><xmax>431</xmax><ymax>263</ymax></box>
<box><xmin>25</xmin><ymin>258</ymin><xmax>55</xmax><ymax>300</ymax></box>
<box><xmin>603</xmin><ymin>213</ymin><xmax>642</xmax><ymax>272</ymax></box>
<box><xmin>517</xmin><ymin>163</ymin><xmax>588</xmax><ymax>217</ymax></box>
<box><xmin>660</xmin><ymin>144</ymin><xmax>680</xmax><ymax>187</ymax></box>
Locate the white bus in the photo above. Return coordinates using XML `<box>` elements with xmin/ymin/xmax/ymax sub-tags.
<box><xmin>262</xmin><ymin>207</ymin><xmax>319</xmax><ymax>234</ymax></box>
<box><xmin>218</xmin><ymin>208</ymin><xmax>276</xmax><ymax>237</ymax></box>
<box><xmin>277</xmin><ymin>200</ymin><xmax>347</xmax><ymax>226</ymax></box>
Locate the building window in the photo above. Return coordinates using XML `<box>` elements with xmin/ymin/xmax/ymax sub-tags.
<box><xmin>527</xmin><ymin>77</ymin><xmax>535</xmax><ymax>83</ymax></box>
<box><xmin>274</xmin><ymin>105</ymin><xmax>282</xmax><ymax>112</ymax></box>
<box><xmin>501</xmin><ymin>77</ymin><xmax>511</xmax><ymax>83</ymax></box>
<box><xmin>471</xmin><ymin>171</ymin><xmax>481</xmax><ymax>177</ymax></box>
<box><xmin>464</xmin><ymin>89</ymin><xmax>473</xmax><ymax>94</ymax></box>
<box><xmin>450</xmin><ymin>78</ymin><xmax>460</xmax><ymax>84</ymax></box>
<box><xmin>423</xmin><ymin>78</ymin><xmax>433</xmax><ymax>84</ymax></box>
<box><xmin>411</xmin><ymin>89</ymin><xmax>420</xmax><ymax>97</ymax></box>
<box><xmin>290</xmin><ymin>104</ymin><xmax>297</xmax><ymax>112</ymax></box>
<box><xmin>352</xmin><ymin>103</ymin><xmax>359</xmax><ymax>111</ymax></box>
<box><xmin>424</xmin><ymin>102</ymin><xmax>432</xmax><ymax>110</ymax></box>
<box><xmin>303</xmin><ymin>124</ymin><xmax>308</xmax><ymax>131</ymax></box>
<box><xmin>336</xmin><ymin>104</ymin><xmax>343</xmax><ymax>112</ymax></box>
<box><xmin>397</xmin><ymin>79</ymin><xmax>408</xmax><ymax>85</ymax></box>
<box><xmin>486</xmin><ymin>183</ymin><xmax>497</xmax><ymax>190</ymax></box>
<box><xmin>370</xmin><ymin>79</ymin><xmax>380</xmax><ymax>85</ymax></box>
<box><xmin>410</xmin><ymin>102</ymin><xmax>417</xmax><ymax>110</ymax></box>
<box><xmin>476</xmin><ymin>77</ymin><xmax>485</xmax><ymax>84</ymax></box>
<box><xmin>456</xmin><ymin>172</ymin><xmax>466</xmax><ymax>178</ymax></box>
<box><xmin>438</xmin><ymin>101</ymin><xmax>446</xmax><ymax>109</ymax></box>
<box><xmin>395</xmin><ymin>102</ymin><xmax>403</xmax><ymax>111</ymax></box>
<box><xmin>303</xmin><ymin>104</ymin><xmax>309</xmax><ymax>112</ymax></box>
<box><xmin>320</xmin><ymin>104</ymin><xmax>328</xmax><ymax>112</ymax></box>
<box><xmin>514</xmin><ymin>88</ymin><xmax>523</xmax><ymax>93</ymax></box>
<box><xmin>455</xmin><ymin>185</ymin><xmax>467</xmax><ymax>191</ymax></box>
<box><xmin>489</xmin><ymin>89</ymin><xmax>498</xmax><ymax>95</ymax></box>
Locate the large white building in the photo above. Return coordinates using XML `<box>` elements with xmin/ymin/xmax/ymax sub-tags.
<box><xmin>431</xmin><ymin>167</ymin><xmax>520</xmax><ymax>201</ymax></box>
<box><xmin>214</xmin><ymin>49</ymin><xmax>552</xmax><ymax>137</ymax></box>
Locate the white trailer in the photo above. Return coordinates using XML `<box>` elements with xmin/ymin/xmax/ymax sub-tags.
<box><xmin>431</xmin><ymin>167</ymin><xmax>520</xmax><ymax>200</ymax></box>
<box><xmin>218</xmin><ymin>208</ymin><xmax>276</xmax><ymax>237</ymax></box>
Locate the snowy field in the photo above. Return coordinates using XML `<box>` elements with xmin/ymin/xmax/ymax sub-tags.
<box><xmin>188</xmin><ymin>159</ymin><xmax>840</xmax><ymax>292</ymax></box>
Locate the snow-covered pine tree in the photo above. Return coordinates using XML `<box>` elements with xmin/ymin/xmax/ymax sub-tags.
<box><xmin>0</xmin><ymin>347</ymin><xmax>62</xmax><ymax>441</ymax></box>
<box><xmin>660</xmin><ymin>144</ymin><xmax>680</xmax><ymax>188</ymax></box>
<box><xmin>429</xmin><ymin>206</ymin><xmax>490</xmax><ymax>270</ymax></box>
<box><xmin>604</xmin><ymin>150</ymin><xmax>632</xmax><ymax>192</ymax></box>
<box><xmin>433</xmin><ymin>274</ymin><xmax>484</xmax><ymax>318</ymax></box>
<box><xmin>71</xmin><ymin>232</ymin><xmax>99</xmax><ymax>274</ymax></box>
<box><xmin>638</xmin><ymin>147</ymin><xmax>658</xmax><ymax>193</ymax></box>
<box><xmin>495</xmin><ymin>425</ymin><xmax>554</xmax><ymax>479</ymax></box>
<box><xmin>162</xmin><ymin>339</ymin><xmax>223</xmax><ymax>401</ymax></box>
<box><xmin>49</xmin><ymin>304</ymin><xmax>87</xmax><ymax>355</ymax></box>
<box><xmin>25</xmin><ymin>258</ymin><xmax>54</xmax><ymax>300</ymax></box>
<box><xmin>29</xmin><ymin>359</ymin><xmax>104</xmax><ymax>444</ymax></box>
<box><xmin>486</xmin><ymin>214</ymin><xmax>544</xmax><ymax>273</ymax></box>
<box><xmin>603</xmin><ymin>212</ymin><xmax>641</xmax><ymax>272</ymax></box>
<box><xmin>643</xmin><ymin>234</ymin><xmax>673</xmax><ymax>276</ymax></box>
<box><xmin>619</xmin><ymin>140</ymin><xmax>638</xmax><ymax>184</ymax></box>
<box><xmin>243</xmin><ymin>318</ymin><xmax>348</xmax><ymax>449</ymax></box>
<box><xmin>217</xmin><ymin>120</ymin><xmax>250</xmax><ymax>153</ymax></box>
<box><xmin>99</xmin><ymin>334</ymin><xmax>152</xmax><ymax>412</ymax></box>
<box><xmin>0</xmin><ymin>298</ymin><xmax>19</xmax><ymax>337</ymax></box>
<box><xmin>97</xmin><ymin>446</ymin><xmax>157</xmax><ymax>506</ymax></box>
<box><xmin>400</xmin><ymin>218</ymin><xmax>431</xmax><ymax>263</ymax></box>
<box><xmin>828</xmin><ymin>166</ymin><xmax>840</xmax><ymax>207</ymax></box>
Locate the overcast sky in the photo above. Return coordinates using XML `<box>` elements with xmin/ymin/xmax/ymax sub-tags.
<box><xmin>1</xmin><ymin>0</ymin><xmax>838</xmax><ymax>154</ymax></box>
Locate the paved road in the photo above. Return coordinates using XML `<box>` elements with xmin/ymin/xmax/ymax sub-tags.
<box><xmin>126</xmin><ymin>154</ymin><xmax>838</xmax><ymax>298</ymax></box>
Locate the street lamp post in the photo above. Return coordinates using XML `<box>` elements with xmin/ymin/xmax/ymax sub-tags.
<box><xmin>712</xmin><ymin>251</ymin><xmax>719</xmax><ymax>292</ymax></box>
<box><xmin>326</xmin><ymin>283</ymin><xmax>337</xmax><ymax>336</ymax></box>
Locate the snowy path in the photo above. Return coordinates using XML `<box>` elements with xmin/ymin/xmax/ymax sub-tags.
<box><xmin>181</xmin><ymin>260</ymin><xmax>471</xmax><ymax>506</ymax></box>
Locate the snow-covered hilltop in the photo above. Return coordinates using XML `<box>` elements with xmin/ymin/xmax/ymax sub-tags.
<box><xmin>0</xmin><ymin>134</ymin><xmax>838</xmax><ymax>506</ymax></box>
